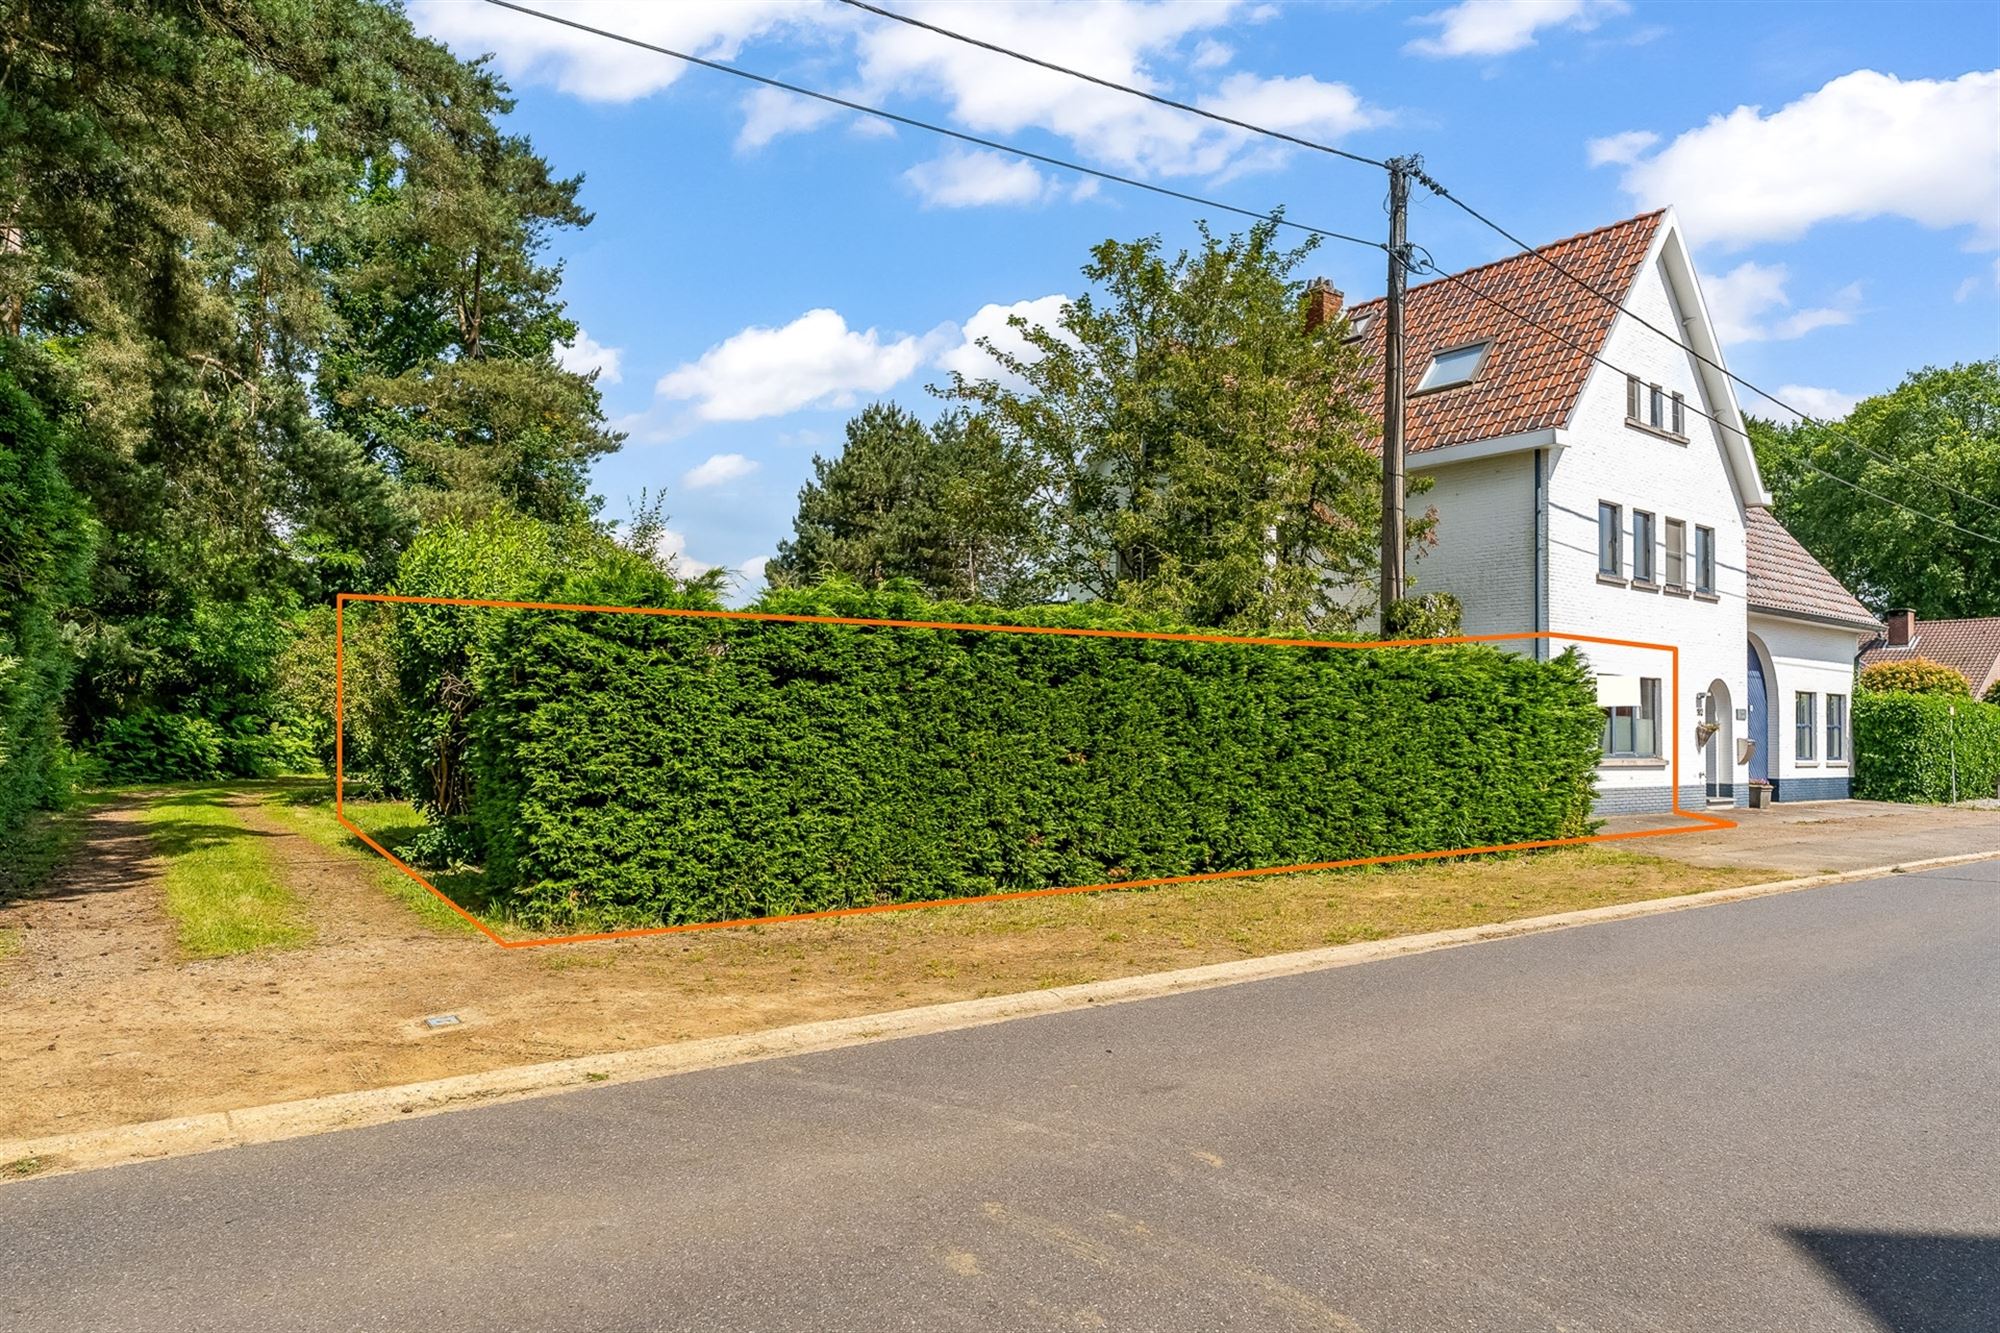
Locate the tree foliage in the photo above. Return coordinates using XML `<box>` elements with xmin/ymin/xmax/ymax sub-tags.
<box><xmin>942</xmin><ymin>216</ymin><xmax>1431</xmax><ymax>633</ymax></box>
<box><xmin>1751</xmin><ymin>361</ymin><xmax>2000</xmax><ymax>618</ymax></box>
<box><xmin>0</xmin><ymin>0</ymin><xmax>624</xmax><ymax>785</ymax></box>
<box><xmin>769</xmin><ymin>404</ymin><xmax>1041</xmax><ymax>603</ymax></box>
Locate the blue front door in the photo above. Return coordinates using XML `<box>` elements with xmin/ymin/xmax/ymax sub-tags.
<box><xmin>1746</xmin><ymin>642</ymin><xmax>1769</xmax><ymax>784</ymax></box>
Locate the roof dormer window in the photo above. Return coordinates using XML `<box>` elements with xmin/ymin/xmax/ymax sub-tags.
<box><xmin>1415</xmin><ymin>340</ymin><xmax>1490</xmax><ymax>392</ymax></box>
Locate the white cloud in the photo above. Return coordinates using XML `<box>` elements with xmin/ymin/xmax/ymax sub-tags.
<box><xmin>904</xmin><ymin>149</ymin><xmax>1055</xmax><ymax>208</ymax></box>
<box><xmin>1584</xmin><ymin>129</ymin><xmax>1658</xmax><ymax>168</ymax></box>
<box><xmin>1189</xmin><ymin>38</ymin><xmax>1234</xmax><ymax>71</ymax></box>
<box><xmin>555</xmin><ymin>328</ymin><xmax>623</xmax><ymax>385</ymax></box>
<box><xmin>1595</xmin><ymin>69</ymin><xmax>2000</xmax><ymax>250</ymax></box>
<box><xmin>649</xmin><ymin>526</ymin><xmax>714</xmax><ymax>578</ymax></box>
<box><xmin>736</xmin><ymin>555</ymin><xmax>771</xmax><ymax>588</ymax></box>
<box><xmin>1199</xmin><ymin>72</ymin><xmax>1381</xmax><ymax>140</ymax></box>
<box><xmin>681</xmin><ymin>452</ymin><xmax>760</xmax><ymax>489</ymax></box>
<box><xmin>416</xmin><ymin>1</ymin><xmax>1387</xmax><ymax>190</ymax></box>
<box><xmin>1752</xmin><ymin>384</ymin><xmax>1863</xmax><ymax>425</ymax></box>
<box><xmin>410</xmin><ymin>1</ymin><xmax>810</xmax><ymax>103</ymax></box>
<box><xmin>1702</xmin><ymin>262</ymin><xmax>1860</xmax><ymax>344</ymax></box>
<box><xmin>844</xmin><ymin>1</ymin><xmax>1380</xmax><ymax>179</ymax></box>
<box><xmin>937</xmin><ymin>294</ymin><xmax>1072</xmax><ymax>388</ymax></box>
<box><xmin>1407</xmin><ymin>0</ymin><xmax>1628</xmax><ymax>59</ymax></box>
<box><xmin>657</xmin><ymin>309</ymin><xmax>949</xmax><ymax>421</ymax></box>
<box><xmin>737</xmin><ymin>85</ymin><xmax>841</xmax><ymax>150</ymax></box>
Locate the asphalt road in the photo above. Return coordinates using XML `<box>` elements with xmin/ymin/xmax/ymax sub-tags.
<box><xmin>5</xmin><ymin>862</ymin><xmax>1997</xmax><ymax>1333</ymax></box>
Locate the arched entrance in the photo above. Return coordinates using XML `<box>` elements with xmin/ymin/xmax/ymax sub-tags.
<box><xmin>1746</xmin><ymin>636</ymin><xmax>1774</xmax><ymax>789</ymax></box>
<box><xmin>1703</xmin><ymin>678</ymin><xmax>1734</xmax><ymax>804</ymax></box>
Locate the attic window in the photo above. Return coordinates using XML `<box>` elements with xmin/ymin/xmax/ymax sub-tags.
<box><xmin>1346</xmin><ymin>312</ymin><xmax>1376</xmax><ymax>340</ymax></box>
<box><xmin>1415</xmin><ymin>341</ymin><xmax>1490</xmax><ymax>392</ymax></box>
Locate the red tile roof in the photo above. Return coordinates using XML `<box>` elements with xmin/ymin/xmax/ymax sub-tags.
<box><xmin>1860</xmin><ymin>617</ymin><xmax>2000</xmax><ymax>697</ymax></box>
<box><xmin>1744</xmin><ymin>508</ymin><xmax>1881</xmax><ymax>632</ymax></box>
<box><xmin>1347</xmin><ymin>211</ymin><xmax>1665</xmax><ymax>455</ymax></box>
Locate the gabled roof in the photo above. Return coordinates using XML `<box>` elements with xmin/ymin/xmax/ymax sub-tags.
<box><xmin>1347</xmin><ymin>211</ymin><xmax>1665</xmax><ymax>455</ymax></box>
<box><xmin>1860</xmin><ymin>618</ymin><xmax>2000</xmax><ymax>697</ymax></box>
<box><xmin>1744</xmin><ymin>508</ymin><xmax>1881</xmax><ymax>633</ymax></box>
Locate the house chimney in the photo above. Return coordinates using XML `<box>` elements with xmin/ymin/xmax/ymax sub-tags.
<box><xmin>1887</xmin><ymin>608</ymin><xmax>1916</xmax><ymax>646</ymax></box>
<box><xmin>1305</xmin><ymin>278</ymin><xmax>1344</xmax><ymax>332</ymax></box>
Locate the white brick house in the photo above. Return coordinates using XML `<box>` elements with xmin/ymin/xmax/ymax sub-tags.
<box><xmin>1345</xmin><ymin>210</ymin><xmax>1880</xmax><ymax>813</ymax></box>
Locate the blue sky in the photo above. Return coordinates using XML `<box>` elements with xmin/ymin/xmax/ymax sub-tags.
<box><xmin>410</xmin><ymin>0</ymin><xmax>2000</xmax><ymax>598</ymax></box>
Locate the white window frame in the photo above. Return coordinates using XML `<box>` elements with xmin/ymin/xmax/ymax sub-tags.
<box><xmin>1671</xmin><ymin>392</ymin><xmax>1686</xmax><ymax>436</ymax></box>
<box><xmin>1827</xmin><ymin>693</ymin><xmax>1847</xmax><ymax>763</ymax></box>
<box><xmin>1796</xmin><ymin>692</ymin><xmax>1818</xmax><ymax>762</ymax></box>
<box><xmin>1695</xmin><ymin>525</ymin><xmax>1716</xmax><ymax>594</ymax></box>
<box><xmin>1602</xmin><ymin>678</ymin><xmax>1662</xmax><ymax>759</ymax></box>
<box><xmin>1415</xmin><ymin>341</ymin><xmax>1491</xmax><ymax>392</ymax></box>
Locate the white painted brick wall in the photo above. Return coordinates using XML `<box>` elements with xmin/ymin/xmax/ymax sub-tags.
<box><xmin>1749</xmin><ymin>612</ymin><xmax>1866</xmax><ymax>786</ymax></box>
<box><xmin>1406</xmin><ymin>453</ymin><xmax>1535</xmax><ymax>637</ymax></box>
<box><xmin>1549</xmin><ymin>252</ymin><xmax>1752</xmax><ymax>806</ymax></box>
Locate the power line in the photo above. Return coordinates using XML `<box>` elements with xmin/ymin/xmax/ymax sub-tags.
<box><xmin>832</xmin><ymin>0</ymin><xmax>1388</xmax><ymax>172</ymax></box>
<box><xmin>1409</xmin><ymin>172</ymin><xmax>2000</xmax><ymax>518</ymax></box>
<box><xmin>479</xmin><ymin>0</ymin><xmax>1385</xmax><ymax>255</ymax></box>
<box><xmin>1404</xmin><ymin>252</ymin><xmax>1999</xmax><ymax>547</ymax></box>
<box><xmin>828</xmin><ymin>0</ymin><xmax>1987</xmax><ymax>518</ymax></box>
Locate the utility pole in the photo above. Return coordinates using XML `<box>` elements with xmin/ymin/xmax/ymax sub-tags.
<box><xmin>1380</xmin><ymin>155</ymin><xmax>1414</xmax><ymax>630</ymax></box>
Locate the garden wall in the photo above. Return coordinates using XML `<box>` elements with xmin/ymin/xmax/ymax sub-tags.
<box><xmin>468</xmin><ymin>586</ymin><xmax>1605</xmax><ymax>929</ymax></box>
<box><xmin>1854</xmin><ymin>690</ymin><xmax>2000</xmax><ymax>804</ymax></box>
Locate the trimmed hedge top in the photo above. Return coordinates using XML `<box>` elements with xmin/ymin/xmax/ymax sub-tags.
<box><xmin>465</xmin><ymin>584</ymin><xmax>1605</xmax><ymax>930</ymax></box>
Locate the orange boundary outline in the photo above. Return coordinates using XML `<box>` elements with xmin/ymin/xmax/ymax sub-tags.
<box><xmin>333</xmin><ymin>592</ymin><xmax>1737</xmax><ymax>949</ymax></box>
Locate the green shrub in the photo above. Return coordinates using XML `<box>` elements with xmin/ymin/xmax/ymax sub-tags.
<box><xmin>1858</xmin><ymin>658</ymin><xmax>1970</xmax><ymax>696</ymax></box>
<box><xmin>1984</xmin><ymin>677</ymin><xmax>2000</xmax><ymax>706</ymax></box>
<box><xmin>0</xmin><ymin>357</ymin><xmax>96</xmax><ymax>832</ymax></box>
<box><xmin>469</xmin><ymin>583</ymin><xmax>1605</xmax><ymax>930</ymax></box>
<box><xmin>1386</xmin><ymin>591</ymin><xmax>1464</xmax><ymax>639</ymax></box>
<box><xmin>1853</xmin><ymin>690</ymin><xmax>2000</xmax><ymax>803</ymax></box>
<box><xmin>93</xmin><ymin>711</ymin><xmax>227</xmax><ymax>781</ymax></box>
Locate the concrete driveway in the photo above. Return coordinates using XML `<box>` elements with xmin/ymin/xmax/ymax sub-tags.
<box><xmin>1605</xmin><ymin>799</ymin><xmax>2000</xmax><ymax>874</ymax></box>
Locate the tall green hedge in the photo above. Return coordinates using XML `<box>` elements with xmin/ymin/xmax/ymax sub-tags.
<box><xmin>467</xmin><ymin>582</ymin><xmax>1604</xmax><ymax>930</ymax></box>
<box><xmin>1853</xmin><ymin>690</ymin><xmax>2000</xmax><ymax>803</ymax></box>
<box><xmin>0</xmin><ymin>359</ymin><xmax>95</xmax><ymax>834</ymax></box>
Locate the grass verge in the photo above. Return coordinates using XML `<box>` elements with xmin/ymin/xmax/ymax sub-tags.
<box><xmin>137</xmin><ymin>789</ymin><xmax>311</xmax><ymax>958</ymax></box>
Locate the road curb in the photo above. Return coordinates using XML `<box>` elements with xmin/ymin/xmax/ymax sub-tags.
<box><xmin>6</xmin><ymin>847</ymin><xmax>1996</xmax><ymax>1184</ymax></box>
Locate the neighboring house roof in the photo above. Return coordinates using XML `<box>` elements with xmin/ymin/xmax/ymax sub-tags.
<box><xmin>1859</xmin><ymin>618</ymin><xmax>2000</xmax><ymax>697</ymax></box>
<box><xmin>1744</xmin><ymin>508</ymin><xmax>1881</xmax><ymax>633</ymax></box>
<box><xmin>1347</xmin><ymin>211</ymin><xmax>1665</xmax><ymax>456</ymax></box>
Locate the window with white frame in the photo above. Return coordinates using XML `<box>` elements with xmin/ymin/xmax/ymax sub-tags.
<box><xmin>1603</xmin><ymin>678</ymin><xmax>1662</xmax><ymax>758</ymax></box>
<box><xmin>1796</xmin><ymin>692</ymin><xmax>1817</xmax><ymax>761</ymax></box>
<box><xmin>1632</xmin><ymin>510</ymin><xmax>1656</xmax><ymax>584</ymax></box>
<box><xmin>1599</xmin><ymin>502</ymin><xmax>1623</xmax><ymax>577</ymax></box>
<box><xmin>1671</xmin><ymin>392</ymin><xmax>1686</xmax><ymax>436</ymax></box>
<box><xmin>1416</xmin><ymin>341</ymin><xmax>1490</xmax><ymax>391</ymax></box>
<box><xmin>1664</xmin><ymin>518</ymin><xmax>1687</xmax><ymax>589</ymax></box>
<box><xmin>1695</xmin><ymin>525</ymin><xmax>1716</xmax><ymax>594</ymax></box>
<box><xmin>1827</xmin><ymin>693</ymin><xmax>1847</xmax><ymax>762</ymax></box>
